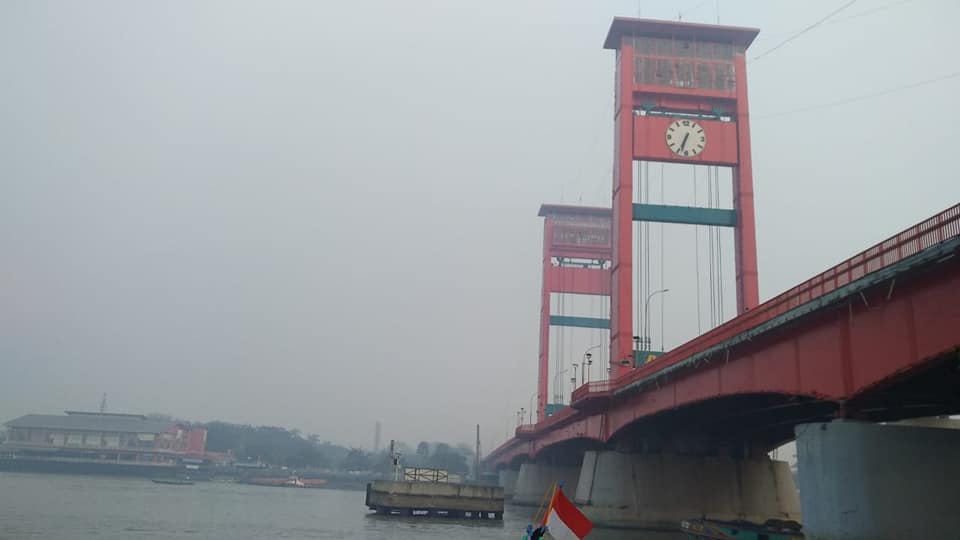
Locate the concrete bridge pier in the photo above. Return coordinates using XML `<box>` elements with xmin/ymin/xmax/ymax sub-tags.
<box><xmin>796</xmin><ymin>420</ymin><xmax>960</xmax><ymax>540</ymax></box>
<box><xmin>512</xmin><ymin>462</ymin><xmax>581</xmax><ymax>506</ymax></box>
<box><xmin>573</xmin><ymin>450</ymin><xmax>800</xmax><ymax>530</ymax></box>
<box><xmin>497</xmin><ymin>468</ymin><xmax>519</xmax><ymax>500</ymax></box>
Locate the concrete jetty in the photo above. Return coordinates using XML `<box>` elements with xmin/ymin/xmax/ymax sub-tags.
<box><xmin>365</xmin><ymin>480</ymin><xmax>504</xmax><ymax>519</ymax></box>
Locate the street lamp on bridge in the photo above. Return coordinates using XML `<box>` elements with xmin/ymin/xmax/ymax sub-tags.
<box><xmin>583</xmin><ymin>344</ymin><xmax>603</xmax><ymax>384</ymax></box>
<box><xmin>643</xmin><ymin>288</ymin><xmax>670</xmax><ymax>351</ymax></box>
<box><xmin>528</xmin><ymin>391</ymin><xmax>537</xmax><ymax>425</ymax></box>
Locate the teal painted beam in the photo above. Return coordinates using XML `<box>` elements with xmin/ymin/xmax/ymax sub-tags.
<box><xmin>549</xmin><ymin>315</ymin><xmax>610</xmax><ymax>329</ymax></box>
<box><xmin>633</xmin><ymin>203</ymin><xmax>737</xmax><ymax>227</ymax></box>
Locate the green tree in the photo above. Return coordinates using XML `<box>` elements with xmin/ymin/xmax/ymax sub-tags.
<box><xmin>429</xmin><ymin>443</ymin><xmax>469</xmax><ymax>475</ymax></box>
<box><xmin>340</xmin><ymin>448</ymin><xmax>372</xmax><ymax>471</ymax></box>
<box><xmin>202</xmin><ymin>421</ymin><xmax>341</xmax><ymax>469</ymax></box>
<box><xmin>416</xmin><ymin>441</ymin><xmax>430</xmax><ymax>457</ymax></box>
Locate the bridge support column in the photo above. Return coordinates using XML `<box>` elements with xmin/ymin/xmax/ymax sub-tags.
<box><xmin>498</xmin><ymin>469</ymin><xmax>519</xmax><ymax>500</ymax></box>
<box><xmin>573</xmin><ymin>450</ymin><xmax>799</xmax><ymax>530</ymax></box>
<box><xmin>513</xmin><ymin>462</ymin><xmax>581</xmax><ymax>506</ymax></box>
<box><xmin>796</xmin><ymin>420</ymin><xmax>960</xmax><ymax>540</ymax></box>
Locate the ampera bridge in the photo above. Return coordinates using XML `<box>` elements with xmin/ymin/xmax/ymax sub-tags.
<box><xmin>483</xmin><ymin>16</ymin><xmax>960</xmax><ymax>540</ymax></box>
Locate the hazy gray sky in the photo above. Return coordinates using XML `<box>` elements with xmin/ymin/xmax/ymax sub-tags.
<box><xmin>2</xmin><ymin>0</ymin><xmax>959</xmax><ymax>452</ymax></box>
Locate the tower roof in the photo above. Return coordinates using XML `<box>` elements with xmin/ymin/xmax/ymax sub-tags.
<box><xmin>538</xmin><ymin>204</ymin><xmax>611</xmax><ymax>218</ymax></box>
<box><xmin>604</xmin><ymin>17</ymin><xmax>760</xmax><ymax>50</ymax></box>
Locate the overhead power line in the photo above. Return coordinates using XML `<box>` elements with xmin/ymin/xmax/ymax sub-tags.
<box><xmin>754</xmin><ymin>0</ymin><xmax>921</xmax><ymax>42</ymax></box>
<box><xmin>752</xmin><ymin>0</ymin><xmax>858</xmax><ymax>62</ymax></box>
<box><xmin>757</xmin><ymin>70</ymin><xmax>960</xmax><ymax>119</ymax></box>
<box><xmin>827</xmin><ymin>0</ymin><xmax>919</xmax><ymax>25</ymax></box>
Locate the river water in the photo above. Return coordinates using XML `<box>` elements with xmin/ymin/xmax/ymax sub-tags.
<box><xmin>0</xmin><ymin>472</ymin><xmax>681</xmax><ymax>540</ymax></box>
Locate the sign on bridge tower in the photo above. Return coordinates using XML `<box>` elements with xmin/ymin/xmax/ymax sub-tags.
<box><xmin>605</xmin><ymin>18</ymin><xmax>761</xmax><ymax>378</ymax></box>
<box><xmin>537</xmin><ymin>205</ymin><xmax>611</xmax><ymax>422</ymax></box>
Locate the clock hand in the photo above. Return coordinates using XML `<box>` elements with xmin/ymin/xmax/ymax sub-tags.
<box><xmin>679</xmin><ymin>133</ymin><xmax>690</xmax><ymax>152</ymax></box>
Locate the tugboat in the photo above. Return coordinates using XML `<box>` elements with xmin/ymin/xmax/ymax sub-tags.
<box><xmin>681</xmin><ymin>518</ymin><xmax>803</xmax><ymax>540</ymax></box>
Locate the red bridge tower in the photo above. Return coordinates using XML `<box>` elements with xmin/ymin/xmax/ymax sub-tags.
<box><xmin>536</xmin><ymin>205</ymin><xmax>611</xmax><ymax>422</ymax></box>
<box><xmin>605</xmin><ymin>18</ymin><xmax>761</xmax><ymax>378</ymax></box>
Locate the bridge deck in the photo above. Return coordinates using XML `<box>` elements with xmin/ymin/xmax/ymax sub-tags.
<box><xmin>488</xmin><ymin>203</ymin><xmax>960</xmax><ymax>465</ymax></box>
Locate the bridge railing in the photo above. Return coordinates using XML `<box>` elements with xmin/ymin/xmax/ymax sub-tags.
<box><xmin>534</xmin><ymin>403</ymin><xmax>578</xmax><ymax>432</ymax></box>
<box><xmin>491</xmin><ymin>204</ymin><xmax>960</xmax><ymax>454</ymax></box>
<box><xmin>515</xmin><ymin>424</ymin><xmax>536</xmax><ymax>437</ymax></box>
<box><xmin>614</xmin><ymin>203</ymin><xmax>960</xmax><ymax>391</ymax></box>
<box><xmin>571</xmin><ymin>380</ymin><xmax>614</xmax><ymax>403</ymax></box>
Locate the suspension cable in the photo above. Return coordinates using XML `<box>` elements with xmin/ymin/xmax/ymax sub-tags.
<box><xmin>635</xmin><ymin>160</ymin><xmax>641</xmax><ymax>350</ymax></box>
<box><xmin>707</xmin><ymin>167</ymin><xmax>716</xmax><ymax>327</ymax></box>
<box><xmin>644</xmin><ymin>161</ymin><xmax>651</xmax><ymax>347</ymax></box>
<box><xmin>560</xmin><ymin>259</ymin><xmax>568</xmax><ymax>403</ymax></box>
<box><xmin>556</xmin><ymin>263</ymin><xmax>560</xmax><ymax>404</ymax></box>
<box><xmin>660</xmin><ymin>163</ymin><xmax>665</xmax><ymax>351</ymax></box>
<box><xmin>710</xmin><ymin>167</ymin><xmax>720</xmax><ymax>327</ymax></box>
<box><xmin>715</xmin><ymin>166</ymin><xmax>725</xmax><ymax>323</ymax></box>
<box><xmin>693</xmin><ymin>166</ymin><xmax>702</xmax><ymax>334</ymax></box>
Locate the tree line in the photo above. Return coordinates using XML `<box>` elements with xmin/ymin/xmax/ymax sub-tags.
<box><xmin>189</xmin><ymin>419</ymin><xmax>472</xmax><ymax>474</ymax></box>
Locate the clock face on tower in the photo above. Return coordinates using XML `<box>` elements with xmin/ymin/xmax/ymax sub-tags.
<box><xmin>666</xmin><ymin>119</ymin><xmax>706</xmax><ymax>158</ymax></box>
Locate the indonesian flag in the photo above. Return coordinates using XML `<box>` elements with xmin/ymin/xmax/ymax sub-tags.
<box><xmin>542</xmin><ymin>486</ymin><xmax>593</xmax><ymax>540</ymax></box>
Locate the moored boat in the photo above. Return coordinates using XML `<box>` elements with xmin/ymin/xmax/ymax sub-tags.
<box><xmin>245</xmin><ymin>475</ymin><xmax>326</xmax><ymax>488</ymax></box>
<box><xmin>681</xmin><ymin>518</ymin><xmax>803</xmax><ymax>540</ymax></box>
<box><xmin>283</xmin><ymin>476</ymin><xmax>305</xmax><ymax>488</ymax></box>
<box><xmin>151</xmin><ymin>478</ymin><xmax>195</xmax><ymax>486</ymax></box>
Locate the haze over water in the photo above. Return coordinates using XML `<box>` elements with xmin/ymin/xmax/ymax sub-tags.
<box><xmin>0</xmin><ymin>473</ymin><xmax>680</xmax><ymax>540</ymax></box>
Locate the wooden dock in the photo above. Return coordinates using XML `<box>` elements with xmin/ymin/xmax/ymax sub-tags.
<box><xmin>365</xmin><ymin>480</ymin><xmax>504</xmax><ymax>520</ymax></box>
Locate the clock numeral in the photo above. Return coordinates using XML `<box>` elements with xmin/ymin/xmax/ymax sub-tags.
<box><xmin>697</xmin><ymin>128</ymin><xmax>703</xmax><ymax>134</ymax></box>
<box><xmin>684</xmin><ymin>150</ymin><xmax>689</xmax><ymax>156</ymax></box>
<box><xmin>682</xmin><ymin>120</ymin><xmax>690</xmax><ymax>126</ymax></box>
<box><xmin>700</xmin><ymin>136</ymin><xmax>705</xmax><ymax>142</ymax></box>
<box><xmin>667</xmin><ymin>134</ymin><xmax>672</xmax><ymax>140</ymax></box>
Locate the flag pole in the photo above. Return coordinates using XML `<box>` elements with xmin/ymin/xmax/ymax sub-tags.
<box><xmin>531</xmin><ymin>480</ymin><xmax>558</xmax><ymax>525</ymax></box>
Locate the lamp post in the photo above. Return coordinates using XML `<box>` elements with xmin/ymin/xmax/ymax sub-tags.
<box><xmin>520</xmin><ymin>408</ymin><xmax>526</xmax><ymax>427</ymax></box>
<box><xmin>644</xmin><ymin>288</ymin><xmax>670</xmax><ymax>351</ymax></box>
<box><xmin>582</xmin><ymin>344</ymin><xmax>603</xmax><ymax>383</ymax></box>
<box><xmin>528</xmin><ymin>391</ymin><xmax>538</xmax><ymax>425</ymax></box>
<box><xmin>571</xmin><ymin>363</ymin><xmax>579</xmax><ymax>390</ymax></box>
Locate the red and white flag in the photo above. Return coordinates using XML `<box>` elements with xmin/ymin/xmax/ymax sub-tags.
<box><xmin>542</xmin><ymin>486</ymin><xmax>593</xmax><ymax>540</ymax></box>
